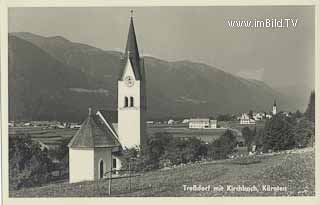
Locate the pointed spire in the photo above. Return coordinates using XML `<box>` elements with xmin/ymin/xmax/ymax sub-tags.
<box><xmin>130</xmin><ymin>9</ymin><xmax>134</xmax><ymax>18</ymax></box>
<box><xmin>119</xmin><ymin>10</ymin><xmax>142</xmax><ymax>80</ymax></box>
<box><xmin>125</xmin><ymin>10</ymin><xmax>140</xmax><ymax>62</ymax></box>
<box><xmin>273</xmin><ymin>99</ymin><xmax>277</xmax><ymax>106</ymax></box>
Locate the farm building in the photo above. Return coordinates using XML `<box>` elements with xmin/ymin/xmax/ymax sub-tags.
<box><xmin>189</xmin><ymin>118</ymin><xmax>217</xmax><ymax>129</ymax></box>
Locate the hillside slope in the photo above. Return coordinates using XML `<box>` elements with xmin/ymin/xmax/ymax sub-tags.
<box><xmin>9</xmin><ymin>32</ymin><xmax>300</xmax><ymax>121</ymax></box>
<box><xmin>10</xmin><ymin>148</ymin><xmax>314</xmax><ymax>197</ymax></box>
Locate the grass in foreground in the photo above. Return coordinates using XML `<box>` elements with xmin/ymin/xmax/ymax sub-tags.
<box><xmin>10</xmin><ymin>148</ymin><xmax>314</xmax><ymax>197</ymax></box>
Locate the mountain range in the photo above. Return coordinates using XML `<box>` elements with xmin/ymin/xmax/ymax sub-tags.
<box><xmin>8</xmin><ymin>32</ymin><xmax>307</xmax><ymax>122</ymax></box>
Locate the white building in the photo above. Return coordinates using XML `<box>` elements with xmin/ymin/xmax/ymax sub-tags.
<box><xmin>265</xmin><ymin>114</ymin><xmax>272</xmax><ymax>119</ymax></box>
<box><xmin>117</xmin><ymin>14</ymin><xmax>146</xmax><ymax>149</ymax></box>
<box><xmin>182</xmin><ymin>119</ymin><xmax>190</xmax><ymax>124</ymax></box>
<box><xmin>189</xmin><ymin>118</ymin><xmax>217</xmax><ymax>129</ymax></box>
<box><xmin>68</xmin><ymin>12</ymin><xmax>146</xmax><ymax>183</ymax></box>
<box><xmin>239</xmin><ymin>113</ymin><xmax>256</xmax><ymax>125</ymax></box>
<box><xmin>168</xmin><ymin>119</ymin><xmax>175</xmax><ymax>125</ymax></box>
<box><xmin>253</xmin><ymin>112</ymin><xmax>264</xmax><ymax>121</ymax></box>
<box><xmin>70</xmin><ymin>124</ymin><xmax>81</xmax><ymax>129</ymax></box>
<box><xmin>68</xmin><ymin>109</ymin><xmax>121</xmax><ymax>183</ymax></box>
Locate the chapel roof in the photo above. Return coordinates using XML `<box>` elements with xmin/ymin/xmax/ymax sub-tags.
<box><xmin>68</xmin><ymin>108</ymin><xmax>121</xmax><ymax>148</ymax></box>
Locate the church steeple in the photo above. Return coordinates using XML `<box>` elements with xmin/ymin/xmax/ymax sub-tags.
<box><xmin>272</xmin><ymin>99</ymin><xmax>277</xmax><ymax>115</ymax></box>
<box><xmin>120</xmin><ymin>10</ymin><xmax>142</xmax><ymax>80</ymax></box>
<box><xmin>118</xmin><ymin>10</ymin><xmax>147</xmax><ymax>149</ymax></box>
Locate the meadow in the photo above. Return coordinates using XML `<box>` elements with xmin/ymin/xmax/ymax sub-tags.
<box><xmin>9</xmin><ymin>125</ymin><xmax>235</xmax><ymax>145</ymax></box>
<box><xmin>10</xmin><ymin>147</ymin><xmax>314</xmax><ymax>197</ymax></box>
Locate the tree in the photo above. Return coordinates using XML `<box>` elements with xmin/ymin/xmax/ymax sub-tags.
<box><xmin>262</xmin><ymin>114</ymin><xmax>295</xmax><ymax>152</ymax></box>
<box><xmin>292</xmin><ymin>118</ymin><xmax>315</xmax><ymax>148</ymax></box>
<box><xmin>207</xmin><ymin>129</ymin><xmax>237</xmax><ymax>160</ymax></box>
<box><xmin>162</xmin><ymin>137</ymin><xmax>205</xmax><ymax>165</ymax></box>
<box><xmin>248</xmin><ymin>110</ymin><xmax>253</xmax><ymax>119</ymax></box>
<box><xmin>295</xmin><ymin>110</ymin><xmax>302</xmax><ymax>118</ymax></box>
<box><xmin>217</xmin><ymin>114</ymin><xmax>234</xmax><ymax>121</ymax></box>
<box><xmin>9</xmin><ymin>135</ymin><xmax>53</xmax><ymax>190</ymax></box>
<box><xmin>122</xmin><ymin>132</ymin><xmax>207</xmax><ymax>171</ymax></box>
<box><xmin>254</xmin><ymin>128</ymin><xmax>264</xmax><ymax>151</ymax></box>
<box><xmin>241</xmin><ymin>127</ymin><xmax>253</xmax><ymax>147</ymax></box>
<box><xmin>305</xmin><ymin>91</ymin><xmax>315</xmax><ymax>122</ymax></box>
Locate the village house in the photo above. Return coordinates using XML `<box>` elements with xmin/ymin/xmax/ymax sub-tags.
<box><xmin>182</xmin><ymin>119</ymin><xmax>190</xmax><ymax>124</ymax></box>
<box><xmin>239</xmin><ymin>113</ymin><xmax>256</xmax><ymax>125</ymax></box>
<box><xmin>253</xmin><ymin>112</ymin><xmax>264</xmax><ymax>121</ymax></box>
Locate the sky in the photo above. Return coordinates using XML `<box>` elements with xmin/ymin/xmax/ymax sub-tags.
<box><xmin>9</xmin><ymin>6</ymin><xmax>315</xmax><ymax>90</ymax></box>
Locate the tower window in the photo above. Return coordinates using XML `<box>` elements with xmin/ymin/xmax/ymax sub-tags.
<box><xmin>124</xmin><ymin>97</ymin><xmax>129</xmax><ymax>107</ymax></box>
<box><xmin>130</xmin><ymin>97</ymin><xmax>134</xmax><ymax>107</ymax></box>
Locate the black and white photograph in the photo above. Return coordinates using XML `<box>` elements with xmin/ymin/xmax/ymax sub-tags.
<box><xmin>1</xmin><ymin>2</ymin><xmax>318</xmax><ymax>199</ymax></box>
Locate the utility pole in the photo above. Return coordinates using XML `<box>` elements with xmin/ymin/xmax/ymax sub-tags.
<box><xmin>108</xmin><ymin>158</ymin><xmax>112</xmax><ymax>195</ymax></box>
<box><xmin>129</xmin><ymin>160</ymin><xmax>132</xmax><ymax>192</ymax></box>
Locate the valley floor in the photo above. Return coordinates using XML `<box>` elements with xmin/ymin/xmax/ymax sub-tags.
<box><xmin>10</xmin><ymin>147</ymin><xmax>314</xmax><ymax>197</ymax></box>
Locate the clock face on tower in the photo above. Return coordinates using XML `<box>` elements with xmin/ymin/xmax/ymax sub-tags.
<box><xmin>124</xmin><ymin>76</ymin><xmax>134</xmax><ymax>87</ymax></box>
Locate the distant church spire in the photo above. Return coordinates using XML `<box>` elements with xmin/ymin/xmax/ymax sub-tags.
<box><xmin>130</xmin><ymin>9</ymin><xmax>134</xmax><ymax>18</ymax></box>
<box><xmin>272</xmin><ymin>99</ymin><xmax>277</xmax><ymax>115</ymax></box>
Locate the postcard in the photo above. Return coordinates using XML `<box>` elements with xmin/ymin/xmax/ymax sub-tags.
<box><xmin>1</xmin><ymin>0</ymin><xmax>319</xmax><ymax>204</ymax></box>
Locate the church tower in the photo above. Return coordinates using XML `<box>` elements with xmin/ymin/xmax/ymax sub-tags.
<box><xmin>118</xmin><ymin>11</ymin><xmax>146</xmax><ymax>149</ymax></box>
<box><xmin>272</xmin><ymin>99</ymin><xmax>277</xmax><ymax>115</ymax></box>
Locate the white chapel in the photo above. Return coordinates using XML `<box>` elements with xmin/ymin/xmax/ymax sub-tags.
<box><xmin>68</xmin><ymin>12</ymin><xmax>146</xmax><ymax>183</ymax></box>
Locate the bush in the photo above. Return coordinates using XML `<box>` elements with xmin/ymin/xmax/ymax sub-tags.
<box><xmin>261</xmin><ymin>113</ymin><xmax>315</xmax><ymax>152</ymax></box>
<box><xmin>292</xmin><ymin>118</ymin><xmax>315</xmax><ymax>148</ymax></box>
<box><xmin>9</xmin><ymin>135</ymin><xmax>53</xmax><ymax>190</ymax></box>
<box><xmin>262</xmin><ymin>114</ymin><xmax>295</xmax><ymax>152</ymax></box>
<box><xmin>121</xmin><ymin>133</ymin><xmax>207</xmax><ymax>172</ymax></box>
<box><xmin>230</xmin><ymin>156</ymin><xmax>261</xmax><ymax>165</ymax></box>
<box><xmin>162</xmin><ymin>137</ymin><xmax>205</xmax><ymax>165</ymax></box>
<box><xmin>207</xmin><ymin>129</ymin><xmax>237</xmax><ymax>160</ymax></box>
<box><xmin>241</xmin><ymin>127</ymin><xmax>256</xmax><ymax>152</ymax></box>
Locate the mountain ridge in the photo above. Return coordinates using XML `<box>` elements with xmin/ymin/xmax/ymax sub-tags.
<box><xmin>9</xmin><ymin>32</ymin><xmax>303</xmax><ymax>121</ymax></box>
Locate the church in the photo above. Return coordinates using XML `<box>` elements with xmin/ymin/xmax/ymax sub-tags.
<box><xmin>68</xmin><ymin>12</ymin><xmax>146</xmax><ymax>183</ymax></box>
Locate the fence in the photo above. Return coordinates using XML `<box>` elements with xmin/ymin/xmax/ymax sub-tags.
<box><xmin>103</xmin><ymin>163</ymin><xmax>140</xmax><ymax>195</ymax></box>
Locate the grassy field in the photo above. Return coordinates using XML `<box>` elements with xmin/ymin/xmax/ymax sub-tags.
<box><xmin>147</xmin><ymin>127</ymin><xmax>230</xmax><ymax>143</ymax></box>
<box><xmin>9</xmin><ymin>126</ymin><xmax>236</xmax><ymax>145</ymax></box>
<box><xmin>10</xmin><ymin>147</ymin><xmax>314</xmax><ymax>197</ymax></box>
<box><xmin>9</xmin><ymin>127</ymin><xmax>76</xmax><ymax>146</ymax></box>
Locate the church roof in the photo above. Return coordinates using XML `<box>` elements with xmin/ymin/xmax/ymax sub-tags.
<box><xmin>96</xmin><ymin>109</ymin><xmax>119</xmax><ymax>136</ymax></box>
<box><xmin>68</xmin><ymin>109</ymin><xmax>121</xmax><ymax>148</ymax></box>
<box><xmin>119</xmin><ymin>14</ymin><xmax>142</xmax><ymax>80</ymax></box>
<box><xmin>98</xmin><ymin>110</ymin><xmax>118</xmax><ymax>123</ymax></box>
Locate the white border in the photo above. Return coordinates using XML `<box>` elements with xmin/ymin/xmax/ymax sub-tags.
<box><xmin>1</xmin><ymin>0</ymin><xmax>319</xmax><ymax>205</ymax></box>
